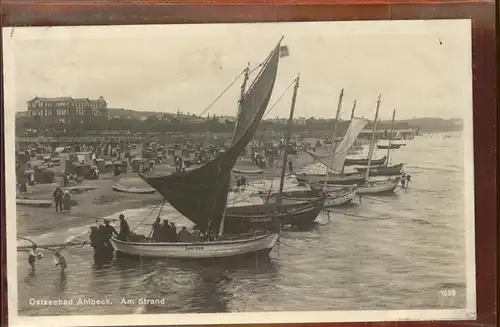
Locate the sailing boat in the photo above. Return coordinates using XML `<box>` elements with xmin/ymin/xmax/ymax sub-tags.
<box><xmin>224</xmin><ymin>76</ymin><xmax>325</xmax><ymax>233</ymax></box>
<box><xmin>297</xmin><ymin>97</ymin><xmax>368</xmax><ymax>187</ymax></box>
<box><xmin>109</xmin><ymin>40</ymin><xmax>284</xmax><ymax>259</ymax></box>
<box><xmin>357</xmin><ymin>95</ymin><xmax>400</xmax><ymax>195</ymax></box>
<box><xmin>356</xmin><ymin>109</ymin><xmax>404</xmax><ymax>177</ymax></box>
<box><xmin>311</xmin><ymin>90</ymin><xmax>360</xmax><ymax>207</ymax></box>
<box><xmin>265</xmin><ymin>90</ymin><xmax>358</xmax><ymax>207</ymax></box>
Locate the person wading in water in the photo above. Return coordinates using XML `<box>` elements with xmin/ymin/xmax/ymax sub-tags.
<box><xmin>28</xmin><ymin>245</ymin><xmax>43</xmax><ymax>272</ymax></box>
<box><xmin>53</xmin><ymin>251</ymin><xmax>67</xmax><ymax>274</ymax></box>
<box><xmin>102</xmin><ymin>220</ymin><xmax>118</xmax><ymax>246</ymax></box>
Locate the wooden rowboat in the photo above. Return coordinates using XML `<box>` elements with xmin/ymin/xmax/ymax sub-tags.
<box><xmin>355</xmin><ymin>163</ymin><xmax>404</xmax><ymax>177</ymax></box>
<box><xmin>16</xmin><ymin>198</ymin><xmax>52</xmax><ymax>208</ymax></box>
<box><xmin>357</xmin><ymin>178</ymin><xmax>400</xmax><ymax>195</ymax></box>
<box><xmin>112</xmin><ymin>184</ymin><xmax>156</xmax><ymax>194</ymax></box>
<box><xmin>109</xmin><ymin>232</ymin><xmax>279</xmax><ymax>259</ymax></box>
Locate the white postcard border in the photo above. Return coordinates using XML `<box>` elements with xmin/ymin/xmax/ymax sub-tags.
<box><xmin>3</xmin><ymin>20</ymin><xmax>477</xmax><ymax>327</ymax></box>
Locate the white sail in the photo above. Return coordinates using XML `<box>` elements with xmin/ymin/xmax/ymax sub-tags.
<box><xmin>329</xmin><ymin>117</ymin><xmax>369</xmax><ymax>172</ymax></box>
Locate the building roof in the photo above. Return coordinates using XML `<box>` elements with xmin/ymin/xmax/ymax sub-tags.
<box><xmin>27</xmin><ymin>96</ymin><xmax>107</xmax><ymax>104</ymax></box>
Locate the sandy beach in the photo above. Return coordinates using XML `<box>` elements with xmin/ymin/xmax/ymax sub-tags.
<box><xmin>16</xmin><ymin>151</ymin><xmax>315</xmax><ymax>239</ymax></box>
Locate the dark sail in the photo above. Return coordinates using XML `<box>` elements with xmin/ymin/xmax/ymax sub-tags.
<box><xmin>139</xmin><ymin>42</ymin><xmax>282</xmax><ymax>232</ymax></box>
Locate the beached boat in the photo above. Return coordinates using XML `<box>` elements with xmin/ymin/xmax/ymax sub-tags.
<box><xmin>357</xmin><ymin>178</ymin><xmax>399</xmax><ymax>195</ymax></box>
<box><xmin>261</xmin><ymin>189</ymin><xmax>323</xmax><ymax>202</ymax></box>
<box><xmin>344</xmin><ymin>156</ymin><xmax>387</xmax><ymax>166</ymax></box>
<box><xmin>357</xmin><ymin>96</ymin><xmax>400</xmax><ymax>195</ymax></box>
<box><xmin>224</xmin><ymin>197</ymin><xmax>324</xmax><ymax>233</ymax></box>
<box><xmin>355</xmin><ymin>163</ymin><xmax>404</xmax><ymax>177</ymax></box>
<box><xmin>296</xmin><ymin>172</ymin><xmax>366</xmax><ymax>185</ymax></box>
<box><xmin>322</xmin><ymin>185</ymin><xmax>358</xmax><ymax>207</ymax></box>
<box><xmin>377</xmin><ymin>144</ymin><xmax>404</xmax><ymax>150</ymax></box>
<box><xmin>232</xmin><ymin>168</ymin><xmax>264</xmax><ymax>175</ymax></box>
<box><xmin>110</xmin><ymin>40</ymin><xmax>285</xmax><ymax>259</ymax></box>
<box><xmin>16</xmin><ymin>198</ymin><xmax>52</xmax><ymax>208</ymax></box>
<box><xmin>112</xmin><ymin>184</ymin><xmax>156</xmax><ymax>194</ymax></box>
<box><xmin>110</xmin><ymin>232</ymin><xmax>279</xmax><ymax>259</ymax></box>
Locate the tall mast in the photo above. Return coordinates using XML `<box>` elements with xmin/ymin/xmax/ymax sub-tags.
<box><xmin>386</xmin><ymin>109</ymin><xmax>396</xmax><ymax>166</ymax></box>
<box><xmin>218</xmin><ymin>64</ymin><xmax>250</xmax><ymax>237</ymax></box>
<box><xmin>324</xmin><ymin>89</ymin><xmax>344</xmax><ymax>185</ymax></box>
<box><xmin>231</xmin><ymin>63</ymin><xmax>251</xmax><ymax>143</ymax></box>
<box><xmin>277</xmin><ymin>75</ymin><xmax>300</xmax><ymax>209</ymax></box>
<box><xmin>340</xmin><ymin>99</ymin><xmax>357</xmax><ymax>176</ymax></box>
<box><xmin>364</xmin><ymin>94</ymin><xmax>382</xmax><ymax>182</ymax></box>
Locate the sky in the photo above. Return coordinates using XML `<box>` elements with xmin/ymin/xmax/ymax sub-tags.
<box><xmin>3</xmin><ymin>20</ymin><xmax>472</xmax><ymax>120</ymax></box>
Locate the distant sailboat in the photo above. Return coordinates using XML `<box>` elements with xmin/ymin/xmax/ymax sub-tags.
<box><xmin>357</xmin><ymin>95</ymin><xmax>400</xmax><ymax>195</ymax></box>
<box><xmin>356</xmin><ymin>109</ymin><xmax>404</xmax><ymax>177</ymax></box>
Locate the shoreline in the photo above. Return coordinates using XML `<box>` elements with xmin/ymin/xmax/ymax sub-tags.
<box><xmin>16</xmin><ymin>152</ymin><xmax>316</xmax><ymax>238</ymax></box>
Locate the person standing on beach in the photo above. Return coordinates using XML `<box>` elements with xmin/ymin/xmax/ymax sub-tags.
<box><xmin>62</xmin><ymin>191</ymin><xmax>72</xmax><ymax>213</ymax></box>
<box><xmin>53</xmin><ymin>187</ymin><xmax>64</xmax><ymax>212</ymax></box>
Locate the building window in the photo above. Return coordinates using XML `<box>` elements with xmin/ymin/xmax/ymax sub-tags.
<box><xmin>76</xmin><ymin>109</ymin><xmax>85</xmax><ymax>116</ymax></box>
<box><xmin>59</xmin><ymin>118</ymin><xmax>66</xmax><ymax>124</ymax></box>
<box><xmin>92</xmin><ymin>110</ymin><xmax>100</xmax><ymax>116</ymax></box>
<box><xmin>57</xmin><ymin>109</ymin><xmax>68</xmax><ymax>116</ymax></box>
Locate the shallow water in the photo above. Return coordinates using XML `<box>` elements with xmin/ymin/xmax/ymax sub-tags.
<box><xmin>16</xmin><ymin>133</ymin><xmax>468</xmax><ymax>316</ymax></box>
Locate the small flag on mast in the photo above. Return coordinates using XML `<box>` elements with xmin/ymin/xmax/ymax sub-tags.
<box><xmin>279</xmin><ymin>45</ymin><xmax>290</xmax><ymax>58</ymax></box>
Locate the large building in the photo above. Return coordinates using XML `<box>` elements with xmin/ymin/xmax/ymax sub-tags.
<box><xmin>26</xmin><ymin>96</ymin><xmax>108</xmax><ymax>127</ymax></box>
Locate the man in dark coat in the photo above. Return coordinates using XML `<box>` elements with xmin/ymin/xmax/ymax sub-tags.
<box><xmin>53</xmin><ymin>187</ymin><xmax>64</xmax><ymax>212</ymax></box>
<box><xmin>118</xmin><ymin>214</ymin><xmax>130</xmax><ymax>241</ymax></box>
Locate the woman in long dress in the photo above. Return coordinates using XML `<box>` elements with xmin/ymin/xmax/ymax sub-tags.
<box><xmin>62</xmin><ymin>191</ymin><xmax>72</xmax><ymax>213</ymax></box>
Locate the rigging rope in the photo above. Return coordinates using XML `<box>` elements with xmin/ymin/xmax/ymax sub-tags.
<box><xmin>198</xmin><ymin>69</ymin><xmax>247</xmax><ymax>118</ymax></box>
<box><xmin>197</xmin><ymin>62</ymin><xmax>264</xmax><ymax>118</ymax></box>
<box><xmin>263</xmin><ymin>79</ymin><xmax>297</xmax><ymax>119</ymax></box>
<box><xmin>131</xmin><ymin>201</ymin><xmax>164</xmax><ymax>232</ymax></box>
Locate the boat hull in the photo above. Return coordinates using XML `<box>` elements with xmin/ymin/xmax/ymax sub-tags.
<box><xmin>16</xmin><ymin>198</ymin><xmax>52</xmax><ymax>208</ymax></box>
<box><xmin>344</xmin><ymin>156</ymin><xmax>387</xmax><ymax>166</ymax></box>
<box><xmin>355</xmin><ymin>163</ymin><xmax>404</xmax><ymax>177</ymax></box>
<box><xmin>323</xmin><ymin>186</ymin><xmax>357</xmax><ymax>207</ymax></box>
<box><xmin>296</xmin><ymin>173</ymin><xmax>365</xmax><ymax>185</ymax></box>
<box><xmin>377</xmin><ymin>144</ymin><xmax>404</xmax><ymax>150</ymax></box>
<box><xmin>232</xmin><ymin>168</ymin><xmax>264</xmax><ymax>175</ymax></box>
<box><xmin>357</xmin><ymin>180</ymin><xmax>399</xmax><ymax>195</ymax></box>
<box><xmin>112</xmin><ymin>184</ymin><xmax>156</xmax><ymax>194</ymax></box>
<box><xmin>110</xmin><ymin>232</ymin><xmax>279</xmax><ymax>259</ymax></box>
<box><xmin>224</xmin><ymin>198</ymin><xmax>325</xmax><ymax>233</ymax></box>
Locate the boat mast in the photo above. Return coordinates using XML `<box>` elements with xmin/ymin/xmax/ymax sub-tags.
<box><xmin>218</xmin><ymin>64</ymin><xmax>250</xmax><ymax>238</ymax></box>
<box><xmin>364</xmin><ymin>95</ymin><xmax>382</xmax><ymax>182</ymax></box>
<box><xmin>277</xmin><ymin>75</ymin><xmax>300</xmax><ymax>209</ymax></box>
<box><xmin>231</xmin><ymin>63</ymin><xmax>251</xmax><ymax>143</ymax></box>
<box><xmin>340</xmin><ymin>99</ymin><xmax>357</xmax><ymax>176</ymax></box>
<box><xmin>324</xmin><ymin>89</ymin><xmax>344</xmax><ymax>185</ymax></box>
<box><xmin>386</xmin><ymin>109</ymin><xmax>396</xmax><ymax>166</ymax></box>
